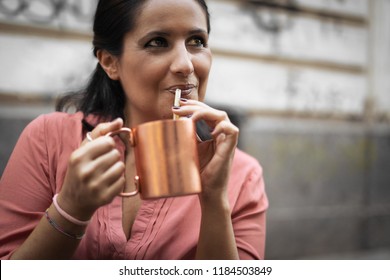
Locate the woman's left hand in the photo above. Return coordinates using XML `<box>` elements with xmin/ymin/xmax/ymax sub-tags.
<box><xmin>173</xmin><ymin>100</ymin><xmax>240</xmax><ymax>260</ymax></box>
<box><xmin>172</xmin><ymin>99</ymin><xmax>239</xmax><ymax>198</ymax></box>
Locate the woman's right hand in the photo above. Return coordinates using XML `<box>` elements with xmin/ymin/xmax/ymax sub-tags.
<box><xmin>57</xmin><ymin>118</ymin><xmax>125</xmax><ymax>221</ymax></box>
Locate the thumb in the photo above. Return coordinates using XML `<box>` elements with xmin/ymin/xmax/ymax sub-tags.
<box><xmin>82</xmin><ymin>118</ymin><xmax>123</xmax><ymax>145</ymax></box>
<box><xmin>95</xmin><ymin>118</ymin><xmax>124</xmax><ymax>137</ymax></box>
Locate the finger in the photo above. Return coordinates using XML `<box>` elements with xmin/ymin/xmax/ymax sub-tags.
<box><xmin>180</xmin><ymin>98</ymin><xmax>210</xmax><ymax>107</ymax></box>
<box><xmin>177</xmin><ymin>99</ymin><xmax>211</xmax><ymax>113</ymax></box>
<box><xmin>211</xmin><ymin>121</ymin><xmax>239</xmax><ymax>153</ymax></box>
<box><xmin>81</xmin><ymin>133</ymin><xmax>93</xmax><ymax>147</ymax></box>
<box><xmin>81</xmin><ymin>118</ymin><xmax>123</xmax><ymax>146</ymax></box>
<box><xmin>211</xmin><ymin>120</ymin><xmax>239</xmax><ymax>138</ymax></box>
<box><xmin>180</xmin><ymin>100</ymin><xmax>227</xmax><ymax>120</ymax></box>
<box><xmin>102</xmin><ymin>174</ymin><xmax>126</xmax><ymax>202</ymax></box>
<box><xmin>92</xmin><ymin>160</ymin><xmax>125</xmax><ymax>190</ymax></box>
<box><xmin>172</xmin><ymin>105</ymin><xmax>228</xmax><ymax>123</ymax></box>
<box><xmin>73</xmin><ymin>136</ymin><xmax>116</xmax><ymax>163</ymax></box>
<box><xmin>89</xmin><ymin>148</ymin><xmax>122</xmax><ymax>176</ymax></box>
<box><xmin>90</xmin><ymin>118</ymin><xmax>124</xmax><ymax>140</ymax></box>
<box><xmin>191</xmin><ymin>108</ymin><xmax>228</xmax><ymax>123</ymax></box>
<box><xmin>102</xmin><ymin>161</ymin><xmax>125</xmax><ymax>186</ymax></box>
<box><xmin>89</xmin><ymin>173</ymin><xmax>125</xmax><ymax>206</ymax></box>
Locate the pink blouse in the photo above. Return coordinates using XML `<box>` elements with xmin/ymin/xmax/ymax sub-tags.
<box><xmin>0</xmin><ymin>112</ymin><xmax>268</xmax><ymax>259</ymax></box>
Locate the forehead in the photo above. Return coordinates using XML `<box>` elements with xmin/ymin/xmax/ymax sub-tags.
<box><xmin>134</xmin><ymin>0</ymin><xmax>208</xmax><ymax>32</ymax></box>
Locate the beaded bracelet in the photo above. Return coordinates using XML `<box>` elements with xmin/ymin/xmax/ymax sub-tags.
<box><xmin>53</xmin><ymin>194</ymin><xmax>90</xmax><ymax>226</ymax></box>
<box><xmin>45</xmin><ymin>209</ymin><xmax>84</xmax><ymax>240</ymax></box>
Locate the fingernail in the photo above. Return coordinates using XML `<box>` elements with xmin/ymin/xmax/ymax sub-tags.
<box><xmin>180</xmin><ymin>98</ymin><xmax>188</xmax><ymax>102</ymax></box>
<box><xmin>172</xmin><ymin>106</ymin><xmax>180</xmax><ymax>110</ymax></box>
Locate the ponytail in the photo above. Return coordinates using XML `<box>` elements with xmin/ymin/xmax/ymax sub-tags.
<box><xmin>56</xmin><ymin>63</ymin><xmax>125</xmax><ymax>120</ymax></box>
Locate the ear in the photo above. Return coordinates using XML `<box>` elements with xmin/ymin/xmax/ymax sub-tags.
<box><xmin>97</xmin><ymin>49</ymin><xmax>120</xmax><ymax>80</ymax></box>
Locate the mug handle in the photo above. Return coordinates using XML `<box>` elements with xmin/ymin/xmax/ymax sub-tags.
<box><xmin>105</xmin><ymin>128</ymin><xmax>139</xmax><ymax>197</ymax></box>
<box><xmin>119</xmin><ymin>175</ymin><xmax>139</xmax><ymax>197</ymax></box>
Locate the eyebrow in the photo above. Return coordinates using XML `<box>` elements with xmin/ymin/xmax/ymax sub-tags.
<box><xmin>188</xmin><ymin>28</ymin><xmax>208</xmax><ymax>36</ymax></box>
<box><xmin>142</xmin><ymin>28</ymin><xmax>208</xmax><ymax>40</ymax></box>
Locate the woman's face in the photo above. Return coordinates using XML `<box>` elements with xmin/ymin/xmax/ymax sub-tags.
<box><xmin>115</xmin><ymin>0</ymin><xmax>212</xmax><ymax>126</ymax></box>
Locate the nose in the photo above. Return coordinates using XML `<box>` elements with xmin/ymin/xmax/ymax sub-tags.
<box><xmin>170</xmin><ymin>43</ymin><xmax>194</xmax><ymax>77</ymax></box>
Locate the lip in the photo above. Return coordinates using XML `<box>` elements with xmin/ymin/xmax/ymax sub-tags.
<box><xmin>167</xmin><ymin>84</ymin><xmax>196</xmax><ymax>97</ymax></box>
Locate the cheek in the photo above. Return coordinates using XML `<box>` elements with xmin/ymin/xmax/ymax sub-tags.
<box><xmin>195</xmin><ymin>56</ymin><xmax>212</xmax><ymax>101</ymax></box>
<box><xmin>198</xmin><ymin>77</ymin><xmax>209</xmax><ymax>102</ymax></box>
<box><xmin>120</xmin><ymin>59</ymin><xmax>162</xmax><ymax>94</ymax></box>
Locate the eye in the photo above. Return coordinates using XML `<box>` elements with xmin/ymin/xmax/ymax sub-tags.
<box><xmin>145</xmin><ymin>37</ymin><xmax>168</xmax><ymax>48</ymax></box>
<box><xmin>187</xmin><ymin>36</ymin><xmax>207</xmax><ymax>48</ymax></box>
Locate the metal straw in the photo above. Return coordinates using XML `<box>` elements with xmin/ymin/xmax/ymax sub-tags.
<box><xmin>173</xmin><ymin>88</ymin><xmax>181</xmax><ymax>120</ymax></box>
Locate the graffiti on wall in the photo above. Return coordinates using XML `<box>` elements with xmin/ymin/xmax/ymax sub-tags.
<box><xmin>0</xmin><ymin>0</ymin><xmax>97</xmax><ymax>29</ymax></box>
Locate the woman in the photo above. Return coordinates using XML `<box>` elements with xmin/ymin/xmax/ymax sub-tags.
<box><xmin>0</xmin><ymin>0</ymin><xmax>268</xmax><ymax>259</ymax></box>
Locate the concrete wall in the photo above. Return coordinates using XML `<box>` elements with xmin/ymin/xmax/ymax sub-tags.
<box><xmin>241</xmin><ymin>117</ymin><xmax>390</xmax><ymax>259</ymax></box>
<box><xmin>0</xmin><ymin>0</ymin><xmax>389</xmax><ymax>259</ymax></box>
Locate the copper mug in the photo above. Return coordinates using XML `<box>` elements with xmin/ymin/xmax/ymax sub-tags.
<box><xmin>107</xmin><ymin>118</ymin><xmax>202</xmax><ymax>199</ymax></box>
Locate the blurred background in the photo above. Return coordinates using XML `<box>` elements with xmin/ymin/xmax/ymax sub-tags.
<box><xmin>0</xmin><ymin>0</ymin><xmax>389</xmax><ymax>259</ymax></box>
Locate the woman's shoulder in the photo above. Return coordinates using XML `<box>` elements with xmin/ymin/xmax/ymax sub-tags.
<box><xmin>24</xmin><ymin>111</ymin><xmax>83</xmax><ymax>136</ymax></box>
<box><xmin>28</xmin><ymin>111</ymin><xmax>84</xmax><ymax>128</ymax></box>
<box><xmin>232</xmin><ymin>148</ymin><xmax>263</xmax><ymax>175</ymax></box>
<box><xmin>22</xmin><ymin>111</ymin><xmax>84</xmax><ymax>150</ymax></box>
